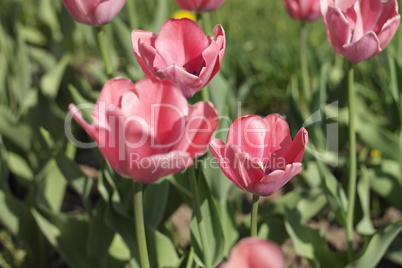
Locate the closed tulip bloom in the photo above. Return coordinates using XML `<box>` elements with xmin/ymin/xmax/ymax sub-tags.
<box><xmin>69</xmin><ymin>77</ymin><xmax>219</xmax><ymax>183</ymax></box>
<box><xmin>132</xmin><ymin>18</ymin><xmax>226</xmax><ymax>98</ymax></box>
<box><xmin>219</xmin><ymin>238</ymin><xmax>286</xmax><ymax>268</ymax></box>
<box><xmin>284</xmin><ymin>0</ymin><xmax>321</xmax><ymax>21</ymax></box>
<box><xmin>176</xmin><ymin>0</ymin><xmax>225</xmax><ymax>13</ymax></box>
<box><xmin>62</xmin><ymin>0</ymin><xmax>127</xmax><ymax>26</ymax></box>
<box><xmin>209</xmin><ymin>114</ymin><xmax>308</xmax><ymax>196</ymax></box>
<box><xmin>321</xmin><ymin>0</ymin><xmax>400</xmax><ymax>63</ymax></box>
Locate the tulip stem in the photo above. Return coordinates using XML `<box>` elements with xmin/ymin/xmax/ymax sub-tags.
<box><xmin>96</xmin><ymin>26</ymin><xmax>113</xmax><ymax>79</ymax></box>
<box><xmin>346</xmin><ymin>62</ymin><xmax>356</xmax><ymax>262</ymax></box>
<box><xmin>188</xmin><ymin>166</ymin><xmax>211</xmax><ymax>268</ymax></box>
<box><xmin>202</xmin><ymin>85</ymin><xmax>210</xmax><ymax>102</ymax></box>
<box><xmin>250</xmin><ymin>194</ymin><xmax>260</xmax><ymax>237</ymax></box>
<box><xmin>133</xmin><ymin>182</ymin><xmax>150</xmax><ymax>268</ymax></box>
<box><xmin>127</xmin><ymin>0</ymin><xmax>138</xmax><ymax>30</ymax></box>
<box><xmin>300</xmin><ymin>22</ymin><xmax>311</xmax><ymax>103</ymax></box>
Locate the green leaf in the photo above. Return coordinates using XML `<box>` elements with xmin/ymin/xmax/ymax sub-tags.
<box><xmin>146</xmin><ymin>228</ymin><xmax>179</xmax><ymax>267</ymax></box>
<box><xmin>317</xmin><ymin>161</ymin><xmax>348</xmax><ymax>225</ymax></box>
<box><xmin>55</xmin><ymin>154</ymin><xmax>93</xmax><ymax>201</ymax></box>
<box><xmin>216</xmin><ymin>200</ymin><xmax>239</xmax><ymax>256</ymax></box>
<box><xmin>36</xmin><ymin>159</ymin><xmax>67</xmax><ymax>211</ymax></box>
<box><xmin>143</xmin><ymin>179</ymin><xmax>170</xmax><ymax>230</ymax></box>
<box><xmin>284</xmin><ymin>210</ymin><xmax>348</xmax><ymax>268</ymax></box>
<box><xmin>296</xmin><ymin>189</ymin><xmax>327</xmax><ymax>224</ymax></box>
<box><xmin>87</xmin><ymin>201</ymin><xmax>115</xmax><ymax>265</ymax></box>
<box><xmin>258</xmin><ymin>217</ymin><xmax>288</xmax><ymax>245</ymax></box>
<box><xmin>32</xmin><ymin>208</ymin><xmax>100</xmax><ymax>268</ymax></box>
<box><xmin>6</xmin><ymin>151</ymin><xmax>33</xmax><ymax>181</ymax></box>
<box><xmin>40</xmin><ymin>54</ymin><xmax>71</xmax><ymax>99</ymax></box>
<box><xmin>367</xmin><ymin>160</ymin><xmax>402</xmax><ymax>210</ymax></box>
<box><xmin>190</xmin><ymin>173</ymin><xmax>225</xmax><ymax>268</ymax></box>
<box><xmin>356</xmin><ymin>166</ymin><xmax>375</xmax><ymax>235</ymax></box>
<box><xmin>0</xmin><ymin>107</ymin><xmax>33</xmax><ymax>151</ymax></box>
<box><xmin>0</xmin><ymin>189</ymin><xmax>46</xmax><ymax>267</ymax></box>
<box><xmin>346</xmin><ymin>221</ymin><xmax>402</xmax><ymax>268</ymax></box>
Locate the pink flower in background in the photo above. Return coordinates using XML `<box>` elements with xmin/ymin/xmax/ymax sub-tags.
<box><xmin>219</xmin><ymin>238</ymin><xmax>286</xmax><ymax>268</ymax></box>
<box><xmin>321</xmin><ymin>0</ymin><xmax>400</xmax><ymax>63</ymax></box>
<box><xmin>62</xmin><ymin>0</ymin><xmax>127</xmax><ymax>26</ymax></box>
<box><xmin>209</xmin><ymin>114</ymin><xmax>308</xmax><ymax>196</ymax></box>
<box><xmin>284</xmin><ymin>0</ymin><xmax>321</xmax><ymax>21</ymax></box>
<box><xmin>69</xmin><ymin>77</ymin><xmax>219</xmax><ymax>183</ymax></box>
<box><xmin>176</xmin><ymin>0</ymin><xmax>225</xmax><ymax>13</ymax></box>
<box><xmin>132</xmin><ymin>18</ymin><xmax>226</xmax><ymax>98</ymax></box>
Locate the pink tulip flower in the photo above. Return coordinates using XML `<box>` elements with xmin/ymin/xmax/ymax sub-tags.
<box><xmin>62</xmin><ymin>0</ymin><xmax>127</xmax><ymax>26</ymax></box>
<box><xmin>209</xmin><ymin>114</ymin><xmax>308</xmax><ymax>196</ymax></box>
<box><xmin>69</xmin><ymin>77</ymin><xmax>219</xmax><ymax>183</ymax></box>
<box><xmin>219</xmin><ymin>238</ymin><xmax>286</xmax><ymax>268</ymax></box>
<box><xmin>176</xmin><ymin>0</ymin><xmax>225</xmax><ymax>13</ymax></box>
<box><xmin>321</xmin><ymin>0</ymin><xmax>400</xmax><ymax>63</ymax></box>
<box><xmin>131</xmin><ymin>18</ymin><xmax>226</xmax><ymax>98</ymax></box>
<box><xmin>284</xmin><ymin>0</ymin><xmax>321</xmax><ymax>21</ymax></box>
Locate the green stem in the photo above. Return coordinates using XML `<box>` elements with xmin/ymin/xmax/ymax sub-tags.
<box><xmin>188</xmin><ymin>166</ymin><xmax>211</xmax><ymax>268</ymax></box>
<box><xmin>202</xmin><ymin>85</ymin><xmax>210</xmax><ymax>102</ymax></box>
<box><xmin>196</xmin><ymin>13</ymin><xmax>211</xmax><ymax>102</ymax></box>
<box><xmin>300</xmin><ymin>22</ymin><xmax>311</xmax><ymax>102</ymax></box>
<box><xmin>127</xmin><ymin>0</ymin><xmax>138</xmax><ymax>30</ymax></box>
<box><xmin>133</xmin><ymin>182</ymin><xmax>150</xmax><ymax>268</ymax></box>
<box><xmin>96</xmin><ymin>26</ymin><xmax>113</xmax><ymax>79</ymax></box>
<box><xmin>250</xmin><ymin>194</ymin><xmax>260</xmax><ymax>237</ymax></box>
<box><xmin>346</xmin><ymin>63</ymin><xmax>356</xmax><ymax>262</ymax></box>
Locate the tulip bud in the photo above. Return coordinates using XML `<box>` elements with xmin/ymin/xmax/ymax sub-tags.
<box><xmin>284</xmin><ymin>0</ymin><xmax>321</xmax><ymax>21</ymax></box>
<box><xmin>62</xmin><ymin>0</ymin><xmax>127</xmax><ymax>26</ymax></box>
<box><xmin>175</xmin><ymin>0</ymin><xmax>225</xmax><ymax>13</ymax></box>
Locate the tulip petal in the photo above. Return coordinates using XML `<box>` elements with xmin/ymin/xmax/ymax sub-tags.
<box><xmin>94</xmin><ymin>0</ymin><xmax>127</xmax><ymax>25</ymax></box>
<box><xmin>125</xmin><ymin>78</ymin><xmax>189</xmax><ymax>150</ymax></box>
<box><xmin>374</xmin><ymin>0</ymin><xmax>399</xmax><ymax>32</ymax></box>
<box><xmin>377</xmin><ymin>15</ymin><xmax>401</xmax><ymax>49</ymax></box>
<box><xmin>209</xmin><ymin>139</ymin><xmax>240</xmax><ymax>187</ymax></box>
<box><xmin>221</xmin><ymin>238</ymin><xmax>286</xmax><ymax>268</ymax></box>
<box><xmin>262</xmin><ymin>114</ymin><xmax>292</xmax><ymax>160</ymax></box>
<box><xmin>174</xmin><ymin>101</ymin><xmax>219</xmax><ymax>157</ymax></box>
<box><xmin>360</xmin><ymin>0</ymin><xmax>383</xmax><ymax>32</ymax></box>
<box><xmin>155</xmin><ymin>18</ymin><xmax>209</xmax><ymax>70</ymax></box>
<box><xmin>342</xmin><ymin>31</ymin><xmax>381</xmax><ymax>63</ymax></box>
<box><xmin>202</xmin><ymin>0</ymin><xmax>225</xmax><ymax>12</ymax></box>
<box><xmin>132</xmin><ymin>31</ymin><xmax>162</xmax><ymax>77</ymax></box>
<box><xmin>253</xmin><ymin>163</ymin><xmax>302</xmax><ymax>196</ymax></box>
<box><xmin>95</xmin><ymin>78</ymin><xmax>135</xmax><ymax>115</ymax></box>
<box><xmin>157</xmin><ymin>64</ymin><xmax>203</xmax><ymax>98</ymax></box>
<box><xmin>128</xmin><ymin>151</ymin><xmax>193</xmax><ymax>183</ymax></box>
<box><xmin>226</xmin><ymin>145</ymin><xmax>266</xmax><ymax>191</ymax></box>
<box><xmin>283</xmin><ymin>127</ymin><xmax>308</xmax><ymax>164</ymax></box>
<box><xmin>325</xmin><ymin>6</ymin><xmax>352</xmax><ymax>54</ymax></box>
<box><xmin>199</xmin><ymin>25</ymin><xmax>225</xmax><ymax>86</ymax></box>
<box><xmin>226</xmin><ymin>115</ymin><xmax>270</xmax><ymax>159</ymax></box>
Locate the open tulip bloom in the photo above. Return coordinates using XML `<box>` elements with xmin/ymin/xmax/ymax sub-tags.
<box><xmin>131</xmin><ymin>18</ymin><xmax>226</xmax><ymax>98</ymax></box>
<box><xmin>69</xmin><ymin>77</ymin><xmax>219</xmax><ymax>183</ymax></box>
<box><xmin>176</xmin><ymin>0</ymin><xmax>226</xmax><ymax>13</ymax></box>
<box><xmin>62</xmin><ymin>0</ymin><xmax>127</xmax><ymax>26</ymax></box>
<box><xmin>284</xmin><ymin>0</ymin><xmax>321</xmax><ymax>21</ymax></box>
<box><xmin>209</xmin><ymin>114</ymin><xmax>308</xmax><ymax>196</ymax></box>
<box><xmin>320</xmin><ymin>0</ymin><xmax>400</xmax><ymax>63</ymax></box>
